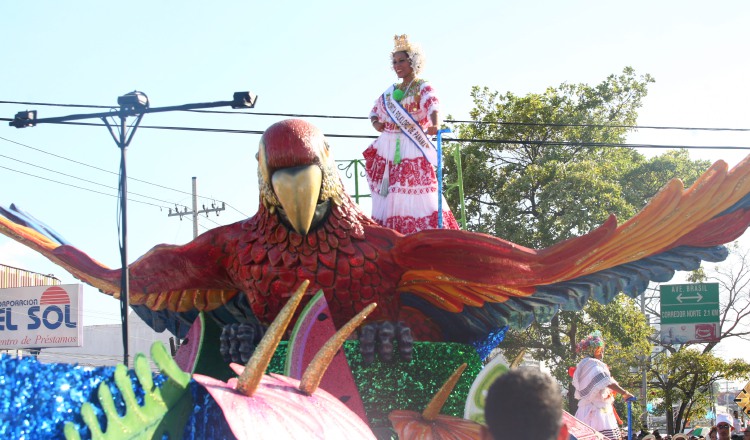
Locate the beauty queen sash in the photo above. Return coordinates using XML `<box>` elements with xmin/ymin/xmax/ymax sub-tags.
<box><xmin>382</xmin><ymin>86</ymin><xmax>438</xmax><ymax>167</ymax></box>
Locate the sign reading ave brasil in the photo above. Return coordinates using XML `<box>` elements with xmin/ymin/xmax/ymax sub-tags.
<box><xmin>660</xmin><ymin>283</ymin><xmax>720</xmax><ymax>344</ymax></box>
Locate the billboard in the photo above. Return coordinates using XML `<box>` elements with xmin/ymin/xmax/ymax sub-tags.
<box><xmin>660</xmin><ymin>283</ymin><xmax>720</xmax><ymax>344</ymax></box>
<box><xmin>0</xmin><ymin>284</ymin><xmax>83</xmax><ymax>349</ymax></box>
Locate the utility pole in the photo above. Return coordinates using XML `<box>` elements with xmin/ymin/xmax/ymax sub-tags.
<box><xmin>168</xmin><ymin>177</ymin><xmax>225</xmax><ymax>238</ymax></box>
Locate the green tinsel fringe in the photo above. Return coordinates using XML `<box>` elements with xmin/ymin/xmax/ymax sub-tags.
<box><xmin>267</xmin><ymin>341</ymin><xmax>482</xmax><ymax>436</ymax></box>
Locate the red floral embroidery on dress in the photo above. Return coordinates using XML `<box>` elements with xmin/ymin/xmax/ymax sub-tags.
<box><xmin>378</xmin><ymin>211</ymin><xmax>460</xmax><ymax>235</ymax></box>
<box><xmin>362</xmin><ymin>149</ymin><xmax>437</xmax><ymax>193</ymax></box>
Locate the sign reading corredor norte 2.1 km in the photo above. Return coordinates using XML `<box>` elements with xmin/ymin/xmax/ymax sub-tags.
<box><xmin>660</xmin><ymin>283</ymin><xmax>720</xmax><ymax>344</ymax></box>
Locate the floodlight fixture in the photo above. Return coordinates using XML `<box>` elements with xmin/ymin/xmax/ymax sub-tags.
<box><xmin>117</xmin><ymin>91</ymin><xmax>150</xmax><ymax>112</ymax></box>
<box><xmin>232</xmin><ymin>91</ymin><xmax>257</xmax><ymax>109</ymax></box>
<box><xmin>10</xmin><ymin>110</ymin><xmax>37</xmax><ymax>128</ymax></box>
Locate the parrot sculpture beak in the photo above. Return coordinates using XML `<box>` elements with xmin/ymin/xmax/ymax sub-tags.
<box><xmin>271</xmin><ymin>164</ymin><xmax>323</xmax><ymax>235</ymax></box>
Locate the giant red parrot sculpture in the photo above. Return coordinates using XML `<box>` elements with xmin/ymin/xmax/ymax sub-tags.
<box><xmin>3</xmin><ymin>119</ymin><xmax>750</xmax><ymax>353</ymax></box>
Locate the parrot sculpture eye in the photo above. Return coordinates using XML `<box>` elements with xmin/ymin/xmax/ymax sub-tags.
<box><xmin>2</xmin><ymin>118</ymin><xmax>750</xmax><ymax>361</ymax></box>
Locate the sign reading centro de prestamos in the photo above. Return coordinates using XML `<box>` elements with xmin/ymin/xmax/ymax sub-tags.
<box><xmin>0</xmin><ymin>284</ymin><xmax>83</xmax><ymax>349</ymax></box>
<box><xmin>659</xmin><ymin>282</ymin><xmax>720</xmax><ymax>345</ymax></box>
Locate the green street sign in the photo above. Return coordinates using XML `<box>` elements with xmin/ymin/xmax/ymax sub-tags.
<box><xmin>660</xmin><ymin>283</ymin><xmax>719</xmax><ymax>324</ymax></box>
<box><xmin>660</xmin><ymin>283</ymin><xmax>720</xmax><ymax>344</ymax></box>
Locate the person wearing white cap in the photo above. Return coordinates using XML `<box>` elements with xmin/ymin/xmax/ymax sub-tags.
<box><xmin>715</xmin><ymin>414</ymin><xmax>734</xmax><ymax>440</ymax></box>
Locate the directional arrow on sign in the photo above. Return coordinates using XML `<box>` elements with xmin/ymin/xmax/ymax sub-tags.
<box><xmin>677</xmin><ymin>292</ymin><xmax>703</xmax><ymax>303</ymax></box>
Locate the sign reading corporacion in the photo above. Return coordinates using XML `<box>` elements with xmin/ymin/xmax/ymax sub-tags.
<box><xmin>0</xmin><ymin>284</ymin><xmax>83</xmax><ymax>349</ymax></box>
<box><xmin>660</xmin><ymin>282</ymin><xmax>720</xmax><ymax>344</ymax></box>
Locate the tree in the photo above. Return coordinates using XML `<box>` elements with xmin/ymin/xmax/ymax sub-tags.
<box><xmin>647</xmin><ymin>348</ymin><xmax>750</xmax><ymax>434</ymax></box>
<box><xmin>445</xmin><ymin>67</ymin><xmax>714</xmax><ymax>419</ymax></box>
<box><xmin>446</xmin><ymin>67</ymin><xmax>710</xmax><ymax>244</ymax></box>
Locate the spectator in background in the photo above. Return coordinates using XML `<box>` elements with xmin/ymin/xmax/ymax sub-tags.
<box><xmin>742</xmin><ymin>425</ymin><xmax>749</xmax><ymax>440</ymax></box>
<box><xmin>716</xmin><ymin>414</ymin><xmax>734</xmax><ymax>440</ymax></box>
<box><xmin>484</xmin><ymin>367</ymin><xmax>569</xmax><ymax>440</ymax></box>
<box><xmin>734</xmin><ymin>411</ymin><xmax>742</xmax><ymax>434</ymax></box>
<box><xmin>707</xmin><ymin>425</ymin><xmax>718</xmax><ymax>440</ymax></box>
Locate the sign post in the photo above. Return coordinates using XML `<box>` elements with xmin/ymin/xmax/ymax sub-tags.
<box><xmin>660</xmin><ymin>283</ymin><xmax>720</xmax><ymax>344</ymax></box>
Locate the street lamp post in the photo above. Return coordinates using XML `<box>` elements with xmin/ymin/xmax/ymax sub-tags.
<box><xmin>9</xmin><ymin>91</ymin><xmax>257</xmax><ymax>365</ymax></box>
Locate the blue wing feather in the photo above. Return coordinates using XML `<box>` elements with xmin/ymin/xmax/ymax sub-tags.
<box><xmin>0</xmin><ymin>203</ymin><xmax>71</xmax><ymax>246</ymax></box>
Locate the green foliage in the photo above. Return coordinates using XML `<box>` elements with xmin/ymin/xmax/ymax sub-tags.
<box><xmin>448</xmin><ymin>67</ymin><xmax>657</xmax><ymax>246</ymax></box>
<box><xmin>64</xmin><ymin>342</ymin><xmax>193</xmax><ymax>440</ymax></box>
<box><xmin>648</xmin><ymin>348</ymin><xmax>750</xmax><ymax>434</ymax></box>
<box><xmin>451</xmin><ymin>67</ymin><xmax>714</xmax><ymax>417</ymax></box>
<box><xmin>447</xmin><ymin>67</ymin><xmax>708</xmax><ymax>250</ymax></box>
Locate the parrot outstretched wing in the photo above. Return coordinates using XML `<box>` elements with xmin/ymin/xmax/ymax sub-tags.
<box><xmin>0</xmin><ymin>203</ymin><xmax>246</xmax><ymax>334</ymax></box>
<box><xmin>392</xmin><ymin>156</ymin><xmax>750</xmax><ymax>343</ymax></box>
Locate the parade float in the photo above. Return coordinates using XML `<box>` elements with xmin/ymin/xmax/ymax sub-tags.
<box><xmin>3</xmin><ymin>118</ymin><xmax>750</xmax><ymax>438</ymax></box>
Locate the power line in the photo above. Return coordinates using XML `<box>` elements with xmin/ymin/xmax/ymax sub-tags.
<box><xmin>177</xmin><ymin>109</ymin><xmax>750</xmax><ymax>132</ymax></box>
<box><xmin>3</xmin><ymin>100</ymin><xmax>750</xmax><ymax>132</ymax></box>
<box><xmin>0</xmin><ymin>135</ymin><xmax>228</xmax><ymax>203</ymax></box>
<box><xmin>445</xmin><ymin>138</ymin><xmax>750</xmax><ymax>150</ymax></box>
<box><xmin>0</xmin><ymin>164</ymin><xmax>169</xmax><ymax>209</ymax></box>
<box><xmin>444</xmin><ymin>119</ymin><xmax>750</xmax><ymax>132</ymax></box>
<box><xmin>0</xmin><ymin>100</ymin><xmax>111</xmax><ymax>109</ymax></box>
<box><xmin>225</xmin><ymin>202</ymin><xmax>249</xmax><ymax>218</ymax></box>
<box><xmin>3</xmin><ymin>119</ymin><xmax>747</xmax><ymax>150</ymax></box>
<box><xmin>0</xmin><ymin>153</ymin><xmax>190</xmax><ymax>208</ymax></box>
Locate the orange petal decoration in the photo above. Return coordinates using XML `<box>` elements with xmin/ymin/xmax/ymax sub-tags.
<box><xmin>389</xmin><ymin>363</ymin><xmax>485</xmax><ymax>440</ymax></box>
<box><xmin>389</xmin><ymin>411</ymin><xmax>485</xmax><ymax>440</ymax></box>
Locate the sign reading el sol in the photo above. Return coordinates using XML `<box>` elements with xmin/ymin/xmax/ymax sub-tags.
<box><xmin>660</xmin><ymin>283</ymin><xmax>720</xmax><ymax>344</ymax></box>
<box><xmin>0</xmin><ymin>284</ymin><xmax>83</xmax><ymax>349</ymax></box>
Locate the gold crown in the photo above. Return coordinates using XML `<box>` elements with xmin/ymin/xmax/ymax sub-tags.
<box><xmin>393</xmin><ymin>34</ymin><xmax>412</xmax><ymax>53</ymax></box>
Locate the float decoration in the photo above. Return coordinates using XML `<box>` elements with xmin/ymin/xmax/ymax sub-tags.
<box><xmin>172</xmin><ymin>311</ymin><xmax>234</xmax><ymax>381</ymax></box>
<box><xmin>193</xmin><ymin>280</ymin><xmax>377</xmax><ymax>439</ymax></box>
<box><xmin>63</xmin><ymin>341</ymin><xmax>191</xmax><ymax>440</ymax></box>
<box><xmin>286</xmin><ymin>289</ymin><xmax>368</xmax><ymax>421</ymax></box>
<box><xmin>463</xmin><ymin>354</ymin><xmax>509</xmax><ymax>424</ymax></box>
<box><xmin>389</xmin><ymin>363</ymin><xmax>485</xmax><ymax>439</ymax></box>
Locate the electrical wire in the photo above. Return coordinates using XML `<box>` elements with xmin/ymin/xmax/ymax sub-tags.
<box><xmin>443</xmin><ymin>119</ymin><xmax>750</xmax><ymax>132</ymax></box>
<box><xmin>3</xmin><ymin>118</ymin><xmax>749</xmax><ymax>150</ymax></box>
<box><xmin>4</xmin><ymin>101</ymin><xmax>750</xmax><ymax>131</ymax></box>
<box><xmin>225</xmin><ymin>202</ymin><xmax>249</xmax><ymax>218</ymax></box>
<box><xmin>0</xmin><ymin>135</ymin><xmax>229</xmax><ymax>203</ymax></box>
<box><xmin>0</xmin><ymin>153</ymin><xmax>190</xmax><ymax>208</ymax></box>
<box><xmin>0</xmin><ymin>164</ymin><xmax>170</xmax><ymax>209</ymax></box>
<box><xmin>176</xmin><ymin>109</ymin><xmax>750</xmax><ymax>132</ymax></box>
<box><xmin>0</xmin><ymin>100</ymin><xmax>112</xmax><ymax>109</ymax></box>
<box><xmin>200</xmin><ymin>215</ymin><xmax>222</xmax><ymax>228</ymax></box>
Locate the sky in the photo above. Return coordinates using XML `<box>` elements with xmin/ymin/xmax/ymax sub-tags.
<box><xmin>1</xmin><ymin>1</ymin><xmax>749</xmax><ymax>367</ymax></box>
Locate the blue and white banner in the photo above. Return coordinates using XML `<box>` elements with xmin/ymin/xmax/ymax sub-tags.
<box><xmin>382</xmin><ymin>86</ymin><xmax>437</xmax><ymax>167</ymax></box>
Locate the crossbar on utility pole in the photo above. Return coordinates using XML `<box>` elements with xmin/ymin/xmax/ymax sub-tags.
<box><xmin>168</xmin><ymin>177</ymin><xmax>226</xmax><ymax>239</ymax></box>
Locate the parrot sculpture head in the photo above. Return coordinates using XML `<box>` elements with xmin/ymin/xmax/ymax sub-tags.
<box><xmin>257</xmin><ymin>119</ymin><xmax>347</xmax><ymax>235</ymax></box>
